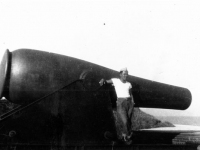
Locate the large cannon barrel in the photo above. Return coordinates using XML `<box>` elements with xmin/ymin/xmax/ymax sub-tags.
<box><xmin>0</xmin><ymin>49</ymin><xmax>192</xmax><ymax>110</ymax></box>
<box><xmin>0</xmin><ymin>49</ymin><xmax>115</xmax><ymax>104</ymax></box>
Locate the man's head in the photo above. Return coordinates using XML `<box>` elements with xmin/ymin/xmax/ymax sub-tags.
<box><xmin>119</xmin><ymin>68</ymin><xmax>128</xmax><ymax>82</ymax></box>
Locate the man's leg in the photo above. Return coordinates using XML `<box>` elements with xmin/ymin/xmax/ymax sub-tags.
<box><xmin>116</xmin><ymin>98</ymin><xmax>130</xmax><ymax>142</ymax></box>
<box><xmin>127</xmin><ymin>98</ymin><xmax>134</xmax><ymax>139</ymax></box>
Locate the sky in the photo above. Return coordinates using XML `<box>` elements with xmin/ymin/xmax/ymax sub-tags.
<box><xmin>0</xmin><ymin>0</ymin><xmax>200</xmax><ymax>117</ymax></box>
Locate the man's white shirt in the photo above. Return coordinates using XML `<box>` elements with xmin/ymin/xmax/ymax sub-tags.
<box><xmin>111</xmin><ymin>78</ymin><xmax>132</xmax><ymax>98</ymax></box>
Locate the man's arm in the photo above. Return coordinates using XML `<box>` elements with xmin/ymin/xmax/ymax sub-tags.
<box><xmin>99</xmin><ymin>79</ymin><xmax>113</xmax><ymax>86</ymax></box>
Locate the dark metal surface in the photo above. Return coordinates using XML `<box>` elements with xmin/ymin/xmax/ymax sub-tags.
<box><xmin>0</xmin><ymin>49</ymin><xmax>192</xmax><ymax>109</ymax></box>
<box><xmin>0</xmin><ymin>49</ymin><xmax>194</xmax><ymax>148</ymax></box>
<box><xmin>0</xmin><ymin>80</ymin><xmax>116</xmax><ymax>146</ymax></box>
<box><xmin>131</xmin><ymin>77</ymin><xmax>192</xmax><ymax>110</ymax></box>
<box><xmin>4</xmin><ymin>49</ymin><xmax>116</xmax><ymax>104</ymax></box>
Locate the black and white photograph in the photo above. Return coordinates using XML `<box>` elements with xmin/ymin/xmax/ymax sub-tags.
<box><xmin>0</xmin><ymin>0</ymin><xmax>200</xmax><ymax>149</ymax></box>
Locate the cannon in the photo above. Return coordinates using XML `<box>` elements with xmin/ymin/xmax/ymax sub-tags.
<box><xmin>0</xmin><ymin>49</ymin><xmax>192</xmax><ymax>149</ymax></box>
<box><xmin>0</xmin><ymin>49</ymin><xmax>191</xmax><ymax>108</ymax></box>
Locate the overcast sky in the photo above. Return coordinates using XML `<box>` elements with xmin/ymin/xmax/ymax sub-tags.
<box><xmin>0</xmin><ymin>0</ymin><xmax>200</xmax><ymax>117</ymax></box>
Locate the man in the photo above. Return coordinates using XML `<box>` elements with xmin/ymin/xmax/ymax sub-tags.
<box><xmin>99</xmin><ymin>68</ymin><xmax>134</xmax><ymax>144</ymax></box>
